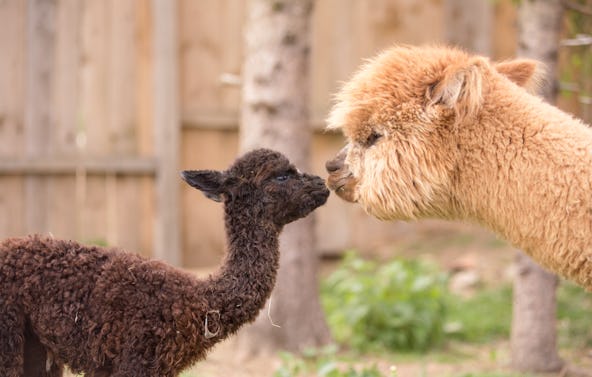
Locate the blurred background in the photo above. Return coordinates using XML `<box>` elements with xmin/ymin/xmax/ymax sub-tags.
<box><xmin>1</xmin><ymin>0</ymin><xmax>591</xmax><ymax>376</ymax></box>
<box><xmin>1</xmin><ymin>0</ymin><xmax>591</xmax><ymax>265</ymax></box>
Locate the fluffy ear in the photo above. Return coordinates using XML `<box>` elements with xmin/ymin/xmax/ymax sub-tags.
<box><xmin>427</xmin><ymin>58</ymin><xmax>484</xmax><ymax>121</ymax></box>
<box><xmin>181</xmin><ymin>170</ymin><xmax>225</xmax><ymax>202</ymax></box>
<box><xmin>495</xmin><ymin>59</ymin><xmax>544</xmax><ymax>93</ymax></box>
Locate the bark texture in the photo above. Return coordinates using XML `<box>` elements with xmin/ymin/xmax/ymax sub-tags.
<box><xmin>236</xmin><ymin>0</ymin><xmax>331</xmax><ymax>356</ymax></box>
<box><xmin>511</xmin><ymin>0</ymin><xmax>564</xmax><ymax>372</ymax></box>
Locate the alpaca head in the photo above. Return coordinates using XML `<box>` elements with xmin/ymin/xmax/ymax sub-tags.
<box><xmin>182</xmin><ymin>149</ymin><xmax>330</xmax><ymax>226</ymax></box>
<box><xmin>325</xmin><ymin>45</ymin><xmax>540</xmax><ymax>220</ymax></box>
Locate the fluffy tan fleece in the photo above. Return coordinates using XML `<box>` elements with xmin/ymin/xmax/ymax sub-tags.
<box><xmin>326</xmin><ymin>45</ymin><xmax>592</xmax><ymax>290</ymax></box>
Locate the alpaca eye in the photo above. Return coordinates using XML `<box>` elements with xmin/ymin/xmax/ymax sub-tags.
<box><xmin>274</xmin><ymin>167</ymin><xmax>297</xmax><ymax>182</ymax></box>
<box><xmin>365</xmin><ymin>131</ymin><xmax>382</xmax><ymax>147</ymax></box>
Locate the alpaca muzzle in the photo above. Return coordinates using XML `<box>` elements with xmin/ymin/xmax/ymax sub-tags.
<box><xmin>325</xmin><ymin>146</ymin><xmax>357</xmax><ymax>203</ymax></box>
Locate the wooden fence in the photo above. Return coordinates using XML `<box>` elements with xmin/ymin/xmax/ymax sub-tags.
<box><xmin>0</xmin><ymin>0</ymin><xmax>526</xmax><ymax>267</ymax></box>
<box><xmin>0</xmin><ymin>0</ymin><xmax>179</xmax><ymax>262</ymax></box>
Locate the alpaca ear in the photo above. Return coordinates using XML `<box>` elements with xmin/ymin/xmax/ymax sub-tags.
<box><xmin>427</xmin><ymin>58</ymin><xmax>484</xmax><ymax>121</ymax></box>
<box><xmin>181</xmin><ymin>170</ymin><xmax>225</xmax><ymax>202</ymax></box>
<box><xmin>495</xmin><ymin>59</ymin><xmax>544</xmax><ymax>93</ymax></box>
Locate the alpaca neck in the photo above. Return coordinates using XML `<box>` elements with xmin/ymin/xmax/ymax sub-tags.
<box><xmin>200</xmin><ymin>202</ymin><xmax>281</xmax><ymax>337</ymax></box>
<box><xmin>455</xmin><ymin>86</ymin><xmax>592</xmax><ymax>287</ymax></box>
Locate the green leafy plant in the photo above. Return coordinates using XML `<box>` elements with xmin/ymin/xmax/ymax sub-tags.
<box><xmin>321</xmin><ymin>251</ymin><xmax>591</xmax><ymax>356</ymax></box>
<box><xmin>322</xmin><ymin>252</ymin><xmax>448</xmax><ymax>352</ymax></box>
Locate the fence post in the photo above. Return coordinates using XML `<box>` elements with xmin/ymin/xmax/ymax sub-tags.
<box><xmin>153</xmin><ymin>0</ymin><xmax>181</xmax><ymax>265</ymax></box>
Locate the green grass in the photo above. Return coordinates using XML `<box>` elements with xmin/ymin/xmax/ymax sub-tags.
<box><xmin>441</xmin><ymin>279</ymin><xmax>591</xmax><ymax>348</ymax></box>
<box><xmin>557</xmin><ymin>280</ymin><xmax>592</xmax><ymax>349</ymax></box>
<box><xmin>274</xmin><ymin>346</ymin><xmax>397</xmax><ymax>377</ymax></box>
<box><xmin>444</xmin><ymin>286</ymin><xmax>513</xmax><ymax>343</ymax></box>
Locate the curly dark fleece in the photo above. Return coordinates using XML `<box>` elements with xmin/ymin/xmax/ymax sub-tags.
<box><xmin>0</xmin><ymin>148</ymin><xmax>330</xmax><ymax>377</ymax></box>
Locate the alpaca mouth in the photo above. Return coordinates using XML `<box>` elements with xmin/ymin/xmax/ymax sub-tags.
<box><xmin>315</xmin><ymin>187</ymin><xmax>330</xmax><ymax>205</ymax></box>
<box><xmin>326</xmin><ymin>174</ymin><xmax>356</xmax><ymax>203</ymax></box>
<box><xmin>288</xmin><ymin>189</ymin><xmax>329</xmax><ymax>223</ymax></box>
<box><xmin>307</xmin><ymin>187</ymin><xmax>330</xmax><ymax>209</ymax></box>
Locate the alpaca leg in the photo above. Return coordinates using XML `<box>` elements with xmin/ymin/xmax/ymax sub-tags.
<box><xmin>23</xmin><ymin>324</ymin><xmax>64</xmax><ymax>377</ymax></box>
<box><xmin>0</xmin><ymin>304</ymin><xmax>25</xmax><ymax>377</ymax></box>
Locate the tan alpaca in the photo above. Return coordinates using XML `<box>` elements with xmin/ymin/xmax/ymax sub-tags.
<box><xmin>325</xmin><ymin>45</ymin><xmax>592</xmax><ymax>290</ymax></box>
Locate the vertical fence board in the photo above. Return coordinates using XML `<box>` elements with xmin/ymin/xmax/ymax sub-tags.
<box><xmin>25</xmin><ymin>0</ymin><xmax>57</xmax><ymax>234</ymax></box>
<box><xmin>113</xmin><ymin>176</ymin><xmax>145</xmax><ymax>255</ymax></box>
<box><xmin>80</xmin><ymin>0</ymin><xmax>108</xmax><ymax>155</ymax></box>
<box><xmin>48</xmin><ymin>0</ymin><xmax>81</xmax><ymax>240</ymax></box>
<box><xmin>135</xmin><ymin>0</ymin><xmax>154</xmax><ymax>157</ymax></box>
<box><xmin>136</xmin><ymin>0</ymin><xmax>155</xmax><ymax>256</ymax></box>
<box><xmin>179</xmin><ymin>0</ymin><xmax>244</xmax><ymax>119</ymax></box>
<box><xmin>108</xmin><ymin>0</ymin><xmax>137</xmax><ymax>155</ymax></box>
<box><xmin>0</xmin><ymin>1</ymin><xmax>27</xmax><ymax>237</ymax></box>
<box><xmin>107</xmin><ymin>0</ymin><xmax>145</xmax><ymax>252</ymax></box>
<box><xmin>54</xmin><ymin>0</ymin><xmax>81</xmax><ymax>155</ymax></box>
<box><xmin>46</xmin><ymin>176</ymin><xmax>77</xmax><ymax>239</ymax></box>
<box><xmin>0</xmin><ymin>178</ymin><xmax>25</xmax><ymax>238</ymax></box>
<box><xmin>153</xmin><ymin>0</ymin><xmax>181</xmax><ymax>265</ymax></box>
<box><xmin>311</xmin><ymin>0</ymin><xmax>359</xmax><ymax>121</ymax></box>
<box><xmin>0</xmin><ymin>0</ymin><xmax>26</xmax><ymax>157</ymax></box>
<box><xmin>79</xmin><ymin>176</ymin><xmax>108</xmax><ymax>244</ymax></box>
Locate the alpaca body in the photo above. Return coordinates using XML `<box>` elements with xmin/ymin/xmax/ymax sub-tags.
<box><xmin>0</xmin><ymin>149</ymin><xmax>329</xmax><ymax>376</ymax></box>
<box><xmin>325</xmin><ymin>45</ymin><xmax>592</xmax><ymax>290</ymax></box>
<box><xmin>1</xmin><ymin>237</ymin><xmax>210</xmax><ymax>376</ymax></box>
<box><xmin>1</xmin><ymin>233</ymin><xmax>274</xmax><ymax>376</ymax></box>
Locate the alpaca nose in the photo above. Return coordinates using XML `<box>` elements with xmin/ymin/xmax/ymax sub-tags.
<box><xmin>325</xmin><ymin>158</ymin><xmax>342</xmax><ymax>173</ymax></box>
<box><xmin>325</xmin><ymin>146</ymin><xmax>348</xmax><ymax>174</ymax></box>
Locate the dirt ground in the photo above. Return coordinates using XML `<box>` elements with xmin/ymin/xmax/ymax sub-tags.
<box><xmin>187</xmin><ymin>329</ymin><xmax>591</xmax><ymax>377</ymax></box>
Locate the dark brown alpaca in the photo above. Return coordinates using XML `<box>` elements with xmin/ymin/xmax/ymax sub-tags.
<box><xmin>0</xmin><ymin>149</ymin><xmax>329</xmax><ymax>377</ymax></box>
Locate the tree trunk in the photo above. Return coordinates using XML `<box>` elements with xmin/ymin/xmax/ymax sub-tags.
<box><xmin>236</xmin><ymin>0</ymin><xmax>331</xmax><ymax>357</ymax></box>
<box><xmin>511</xmin><ymin>253</ymin><xmax>563</xmax><ymax>371</ymax></box>
<box><xmin>444</xmin><ymin>0</ymin><xmax>492</xmax><ymax>55</ymax></box>
<box><xmin>510</xmin><ymin>0</ymin><xmax>564</xmax><ymax>372</ymax></box>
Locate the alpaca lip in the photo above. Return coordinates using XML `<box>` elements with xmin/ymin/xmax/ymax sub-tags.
<box><xmin>326</xmin><ymin>175</ymin><xmax>356</xmax><ymax>203</ymax></box>
<box><xmin>308</xmin><ymin>187</ymin><xmax>330</xmax><ymax>209</ymax></box>
<box><xmin>316</xmin><ymin>188</ymin><xmax>330</xmax><ymax>206</ymax></box>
